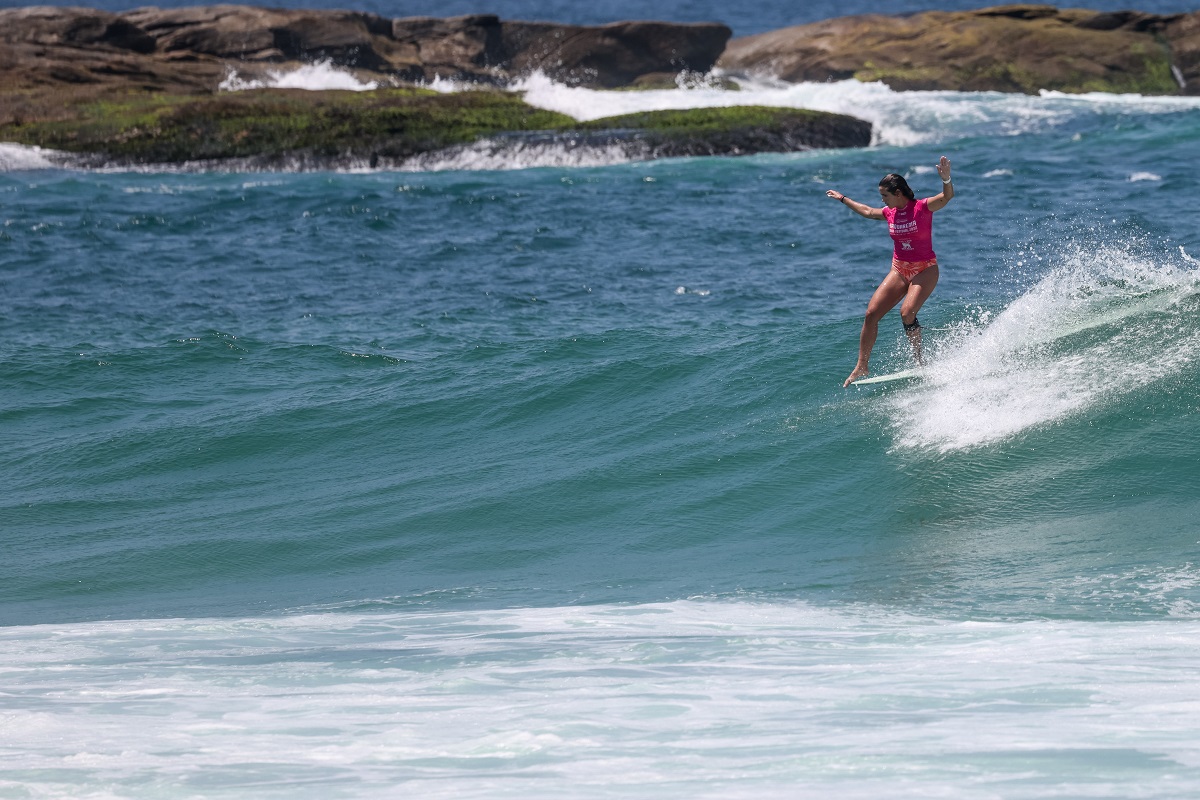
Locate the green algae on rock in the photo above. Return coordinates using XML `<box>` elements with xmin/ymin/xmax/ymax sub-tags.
<box><xmin>571</xmin><ymin>106</ymin><xmax>872</xmax><ymax>156</ymax></box>
<box><xmin>0</xmin><ymin>89</ymin><xmax>578</xmax><ymax>165</ymax></box>
<box><xmin>0</xmin><ymin>90</ymin><xmax>872</xmax><ymax>168</ymax></box>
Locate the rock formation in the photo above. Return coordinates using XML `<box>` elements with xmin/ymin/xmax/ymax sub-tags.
<box><xmin>387</xmin><ymin>15</ymin><xmax>733</xmax><ymax>88</ymax></box>
<box><xmin>10</xmin><ymin>4</ymin><xmax>1199</xmax><ymax>168</ymax></box>
<box><xmin>0</xmin><ymin>6</ymin><xmax>731</xmax><ymax>94</ymax></box>
<box><xmin>4</xmin><ymin>4</ymin><xmax>1199</xmax><ymax>99</ymax></box>
<box><xmin>2</xmin><ymin>6</ymin><xmax>877</xmax><ymax>168</ymax></box>
<box><xmin>719</xmin><ymin>4</ymin><xmax>1200</xmax><ymax>95</ymax></box>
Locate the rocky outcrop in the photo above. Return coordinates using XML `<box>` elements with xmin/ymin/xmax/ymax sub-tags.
<box><xmin>0</xmin><ymin>5</ymin><xmax>731</xmax><ymax>94</ymax></box>
<box><xmin>568</xmin><ymin>106</ymin><xmax>873</xmax><ymax>158</ymax></box>
<box><xmin>18</xmin><ymin>3</ymin><xmax>1200</xmax><ymax>168</ymax></box>
<box><xmin>719</xmin><ymin>4</ymin><xmax>1200</xmax><ymax>95</ymax></box>
<box><xmin>388</xmin><ymin>15</ymin><xmax>732</xmax><ymax>88</ymax></box>
<box><xmin>1166</xmin><ymin>12</ymin><xmax>1200</xmax><ymax>93</ymax></box>
<box><xmin>0</xmin><ymin>7</ymin><xmax>876</xmax><ymax>168</ymax></box>
<box><xmin>400</xmin><ymin>107</ymin><xmax>873</xmax><ymax>172</ymax></box>
<box><xmin>0</xmin><ymin>91</ymin><xmax>874</xmax><ymax>169</ymax></box>
<box><xmin>6</xmin><ymin>4</ymin><xmax>1199</xmax><ymax>99</ymax></box>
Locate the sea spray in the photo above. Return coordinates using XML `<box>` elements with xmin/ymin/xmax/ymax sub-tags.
<box><xmin>883</xmin><ymin>240</ymin><xmax>1200</xmax><ymax>452</ymax></box>
<box><xmin>219</xmin><ymin>59</ymin><xmax>383</xmax><ymax>92</ymax></box>
<box><xmin>0</xmin><ymin>143</ymin><xmax>61</xmax><ymax>171</ymax></box>
<box><xmin>399</xmin><ymin>137</ymin><xmax>646</xmax><ymax>172</ymax></box>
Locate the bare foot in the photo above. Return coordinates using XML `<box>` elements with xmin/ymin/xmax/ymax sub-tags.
<box><xmin>844</xmin><ymin>366</ymin><xmax>869</xmax><ymax>387</ymax></box>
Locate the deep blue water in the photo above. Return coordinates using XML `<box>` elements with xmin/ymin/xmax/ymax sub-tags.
<box><xmin>4</xmin><ymin>6</ymin><xmax>1200</xmax><ymax>796</ymax></box>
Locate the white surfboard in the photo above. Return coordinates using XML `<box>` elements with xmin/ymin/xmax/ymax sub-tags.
<box><xmin>851</xmin><ymin>368</ymin><xmax>923</xmax><ymax>385</ymax></box>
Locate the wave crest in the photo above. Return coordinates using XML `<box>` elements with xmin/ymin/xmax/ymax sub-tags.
<box><xmin>884</xmin><ymin>241</ymin><xmax>1200</xmax><ymax>452</ymax></box>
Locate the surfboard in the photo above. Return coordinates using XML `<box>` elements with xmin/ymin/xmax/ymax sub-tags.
<box><xmin>851</xmin><ymin>368</ymin><xmax>923</xmax><ymax>385</ymax></box>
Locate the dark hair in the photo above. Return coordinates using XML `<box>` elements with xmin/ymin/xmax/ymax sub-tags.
<box><xmin>878</xmin><ymin>173</ymin><xmax>915</xmax><ymax>200</ymax></box>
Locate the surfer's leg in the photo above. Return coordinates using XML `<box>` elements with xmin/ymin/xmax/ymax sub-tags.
<box><xmin>900</xmin><ymin>265</ymin><xmax>939</xmax><ymax>365</ymax></box>
<box><xmin>845</xmin><ymin>271</ymin><xmax>908</xmax><ymax>386</ymax></box>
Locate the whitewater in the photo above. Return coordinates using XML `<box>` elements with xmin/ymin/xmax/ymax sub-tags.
<box><xmin>9</xmin><ymin>602</ymin><xmax>1200</xmax><ymax>799</ymax></box>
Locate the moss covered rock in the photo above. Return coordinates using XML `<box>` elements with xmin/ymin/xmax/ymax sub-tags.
<box><xmin>0</xmin><ymin>88</ymin><xmax>576</xmax><ymax>165</ymax></box>
<box><xmin>571</xmin><ymin>106</ymin><xmax>872</xmax><ymax>156</ymax></box>
<box><xmin>0</xmin><ymin>89</ymin><xmax>872</xmax><ymax>168</ymax></box>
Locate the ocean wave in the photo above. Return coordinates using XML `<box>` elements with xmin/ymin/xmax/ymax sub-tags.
<box><xmin>881</xmin><ymin>240</ymin><xmax>1200</xmax><ymax>452</ymax></box>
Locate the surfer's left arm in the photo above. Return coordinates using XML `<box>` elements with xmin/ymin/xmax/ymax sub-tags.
<box><xmin>826</xmin><ymin>190</ymin><xmax>885</xmax><ymax>219</ymax></box>
<box><xmin>927</xmin><ymin>155</ymin><xmax>954</xmax><ymax>211</ymax></box>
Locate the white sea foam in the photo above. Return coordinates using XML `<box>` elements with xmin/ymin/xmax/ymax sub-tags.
<box><xmin>1038</xmin><ymin>88</ymin><xmax>1200</xmax><ymax>111</ymax></box>
<box><xmin>4</xmin><ymin>599</ymin><xmax>1200</xmax><ymax>798</ymax></box>
<box><xmin>399</xmin><ymin>137</ymin><xmax>642</xmax><ymax>172</ymax></box>
<box><xmin>220</xmin><ymin>59</ymin><xmax>381</xmax><ymax>92</ymax></box>
<box><xmin>502</xmin><ymin>71</ymin><xmax>1200</xmax><ymax>151</ymax></box>
<box><xmin>886</xmin><ymin>243</ymin><xmax>1200</xmax><ymax>452</ymax></box>
<box><xmin>512</xmin><ymin>71</ymin><xmax>942</xmax><ymax>146</ymax></box>
<box><xmin>0</xmin><ymin>142</ymin><xmax>60</xmax><ymax>171</ymax></box>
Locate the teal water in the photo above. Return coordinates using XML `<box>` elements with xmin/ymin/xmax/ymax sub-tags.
<box><xmin>4</xmin><ymin>75</ymin><xmax>1200</xmax><ymax>797</ymax></box>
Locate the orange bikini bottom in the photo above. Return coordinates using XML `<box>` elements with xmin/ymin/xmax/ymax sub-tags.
<box><xmin>892</xmin><ymin>257</ymin><xmax>938</xmax><ymax>281</ymax></box>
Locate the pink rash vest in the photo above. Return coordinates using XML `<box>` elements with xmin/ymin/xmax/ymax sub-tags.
<box><xmin>883</xmin><ymin>198</ymin><xmax>935</xmax><ymax>262</ymax></box>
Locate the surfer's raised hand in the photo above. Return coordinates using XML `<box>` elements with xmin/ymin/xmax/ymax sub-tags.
<box><xmin>936</xmin><ymin>156</ymin><xmax>951</xmax><ymax>183</ymax></box>
<box><xmin>930</xmin><ymin>156</ymin><xmax>955</xmax><ymax>211</ymax></box>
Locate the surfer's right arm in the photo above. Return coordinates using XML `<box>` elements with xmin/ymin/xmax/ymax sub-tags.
<box><xmin>826</xmin><ymin>190</ymin><xmax>885</xmax><ymax>220</ymax></box>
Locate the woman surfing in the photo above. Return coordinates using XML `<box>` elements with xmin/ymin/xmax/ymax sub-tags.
<box><xmin>826</xmin><ymin>156</ymin><xmax>955</xmax><ymax>387</ymax></box>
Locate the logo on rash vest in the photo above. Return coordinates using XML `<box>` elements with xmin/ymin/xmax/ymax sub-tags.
<box><xmin>891</xmin><ymin>212</ymin><xmax>917</xmax><ymax>251</ymax></box>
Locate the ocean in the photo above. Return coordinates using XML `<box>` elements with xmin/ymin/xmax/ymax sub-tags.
<box><xmin>5</xmin><ymin>0</ymin><xmax>1200</xmax><ymax>796</ymax></box>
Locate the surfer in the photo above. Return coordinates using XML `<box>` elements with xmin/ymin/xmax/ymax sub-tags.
<box><xmin>826</xmin><ymin>156</ymin><xmax>954</xmax><ymax>387</ymax></box>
